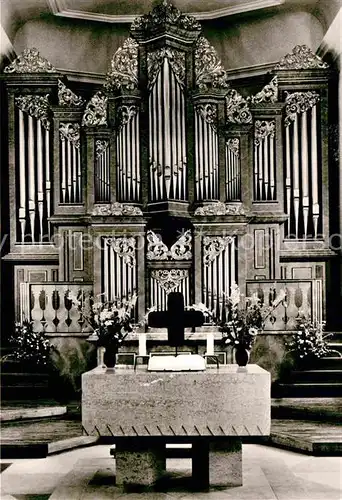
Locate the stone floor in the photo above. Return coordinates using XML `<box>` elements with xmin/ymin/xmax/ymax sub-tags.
<box><xmin>1</xmin><ymin>444</ymin><xmax>341</xmax><ymax>500</ymax></box>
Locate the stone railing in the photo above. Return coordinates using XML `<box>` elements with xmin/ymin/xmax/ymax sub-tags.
<box><xmin>246</xmin><ymin>279</ymin><xmax>323</xmax><ymax>331</ymax></box>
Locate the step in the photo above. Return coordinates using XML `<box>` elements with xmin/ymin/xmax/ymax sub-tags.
<box><xmin>274</xmin><ymin>382</ymin><xmax>342</xmax><ymax>398</ymax></box>
<box><xmin>289</xmin><ymin>370</ymin><xmax>342</xmax><ymax>383</ymax></box>
<box><xmin>315</xmin><ymin>357</ymin><xmax>342</xmax><ymax>369</ymax></box>
<box><xmin>328</xmin><ymin>343</ymin><xmax>342</xmax><ymax>354</ymax></box>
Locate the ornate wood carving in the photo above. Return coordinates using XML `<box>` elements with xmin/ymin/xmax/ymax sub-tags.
<box><xmin>147</xmin><ymin>48</ymin><xmax>185</xmax><ymax>89</ymax></box>
<box><xmin>254</xmin><ymin>120</ymin><xmax>275</xmax><ymax>146</ymax></box>
<box><xmin>95</xmin><ymin>139</ymin><xmax>108</xmax><ymax>158</ymax></box>
<box><xmin>106</xmin><ymin>237</ymin><xmax>136</xmax><ymax>267</ymax></box>
<box><xmin>203</xmin><ymin>236</ymin><xmax>235</xmax><ymax>266</ymax></box>
<box><xmin>227</xmin><ymin>138</ymin><xmax>240</xmax><ymax>156</ymax></box>
<box><xmin>275</xmin><ymin>45</ymin><xmax>329</xmax><ymax>70</ymax></box>
<box><xmin>92</xmin><ymin>203</ymin><xmax>143</xmax><ymax>216</ymax></box>
<box><xmin>105</xmin><ymin>38</ymin><xmax>139</xmax><ymax>91</ymax></box>
<box><xmin>195</xmin><ymin>202</ymin><xmax>245</xmax><ymax>216</ymax></box>
<box><xmin>284</xmin><ymin>91</ymin><xmax>320</xmax><ymax>127</ymax></box>
<box><xmin>117</xmin><ymin>105</ymin><xmax>139</xmax><ymax>127</ymax></box>
<box><xmin>226</xmin><ymin>89</ymin><xmax>252</xmax><ymax>124</ymax></box>
<box><xmin>82</xmin><ymin>92</ymin><xmax>107</xmax><ymax>127</ymax></box>
<box><xmin>248</xmin><ymin>76</ymin><xmax>278</xmax><ymax>104</ymax></box>
<box><xmin>146</xmin><ymin>230</ymin><xmax>192</xmax><ymax>261</ymax></box>
<box><xmin>195</xmin><ymin>104</ymin><xmax>217</xmax><ymax>126</ymax></box>
<box><xmin>195</xmin><ymin>36</ymin><xmax>229</xmax><ymax>91</ymax></box>
<box><xmin>151</xmin><ymin>269</ymin><xmax>189</xmax><ymax>294</ymax></box>
<box><xmin>15</xmin><ymin>94</ymin><xmax>50</xmax><ymax>129</ymax></box>
<box><xmin>4</xmin><ymin>47</ymin><xmax>56</xmax><ymax>73</ymax></box>
<box><xmin>59</xmin><ymin>123</ymin><xmax>80</xmax><ymax>148</ymax></box>
<box><xmin>58</xmin><ymin>80</ymin><xmax>85</xmax><ymax>107</ymax></box>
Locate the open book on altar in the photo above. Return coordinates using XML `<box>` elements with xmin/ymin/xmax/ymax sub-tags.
<box><xmin>148</xmin><ymin>354</ymin><xmax>206</xmax><ymax>372</ymax></box>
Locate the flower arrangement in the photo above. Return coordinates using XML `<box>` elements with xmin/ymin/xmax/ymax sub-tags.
<box><xmin>219</xmin><ymin>283</ymin><xmax>286</xmax><ymax>350</ymax></box>
<box><xmin>286</xmin><ymin>316</ymin><xmax>340</xmax><ymax>360</ymax></box>
<box><xmin>68</xmin><ymin>292</ymin><xmax>137</xmax><ymax>349</ymax></box>
<box><xmin>6</xmin><ymin>320</ymin><xmax>51</xmax><ymax>366</ymax></box>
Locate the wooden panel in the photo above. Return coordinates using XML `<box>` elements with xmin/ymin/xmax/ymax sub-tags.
<box><xmin>254</xmin><ymin>229</ymin><xmax>265</xmax><ymax>269</ymax></box>
<box><xmin>292</xmin><ymin>267</ymin><xmax>312</xmax><ymax>279</ymax></box>
<box><xmin>73</xmin><ymin>231</ymin><xmax>84</xmax><ymax>271</ymax></box>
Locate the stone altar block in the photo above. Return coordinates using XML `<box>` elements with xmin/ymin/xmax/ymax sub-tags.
<box><xmin>82</xmin><ymin>365</ymin><xmax>270</xmax><ymax>489</ymax></box>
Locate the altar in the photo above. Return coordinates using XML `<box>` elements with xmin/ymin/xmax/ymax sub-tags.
<box><xmin>82</xmin><ymin>364</ymin><xmax>270</xmax><ymax>489</ymax></box>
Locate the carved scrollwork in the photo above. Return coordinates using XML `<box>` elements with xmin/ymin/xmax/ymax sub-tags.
<box><xmin>4</xmin><ymin>48</ymin><xmax>56</xmax><ymax>73</ymax></box>
<box><xmin>226</xmin><ymin>89</ymin><xmax>252</xmax><ymax>124</ymax></box>
<box><xmin>254</xmin><ymin>120</ymin><xmax>275</xmax><ymax>146</ymax></box>
<box><xmin>58</xmin><ymin>80</ymin><xmax>85</xmax><ymax>107</ymax></box>
<box><xmin>82</xmin><ymin>92</ymin><xmax>107</xmax><ymax>127</ymax></box>
<box><xmin>151</xmin><ymin>269</ymin><xmax>189</xmax><ymax>294</ymax></box>
<box><xmin>227</xmin><ymin>138</ymin><xmax>239</xmax><ymax>157</ymax></box>
<box><xmin>117</xmin><ymin>105</ymin><xmax>138</xmax><ymax>128</ymax></box>
<box><xmin>105</xmin><ymin>38</ymin><xmax>139</xmax><ymax>91</ymax></box>
<box><xmin>130</xmin><ymin>0</ymin><xmax>201</xmax><ymax>36</ymax></box>
<box><xmin>248</xmin><ymin>76</ymin><xmax>278</xmax><ymax>104</ymax></box>
<box><xmin>59</xmin><ymin>123</ymin><xmax>80</xmax><ymax>148</ymax></box>
<box><xmin>95</xmin><ymin>140</ymin><xmax>108</xmax><ymax>158</ymax></box>
<box><xmin>203</xmin><ymin>236</ymin><xmax>235</xmax><ymax>266</ymax></box>
<box><xmin>106</xmin><ymin>237</ymin><xmax>136</xmax><ymax>268</ymax></box>
<box><xmin>195</xmin><ymin>37</ymin><xmax>229</xmax><ymax>91</ymax></box>
<box><xmin>275</xmin><ymin>45</ymin><xmax>329</xmax><ymax>70</ymax></box>
<box><xmin>146</xmin><ymin>230</ymin><xmax>192</xmax><ymax>261</ymax></box>
<box><xmin>284</xmin><ymin>91</ymin><xmax>320</xmax><ymax>127</ymax></box>
<box><xmin>147</xmin><ymin>48</ymin><xmax>185</xmax><ymax>89</ymax></box>
<box><xmin>196</xmin><ymin>104</ymin><xmax>217</xmax><ymax>126</ymax></box>
<box><xmin>194</xmin><ymin>201</ymin><xmax>245</xmax><ymax>216</ymax></box>
<box><xmin>15</xmin><ymin>94</ymin><xmax>50</xmax><ymax>130</ymax></box>
<box><xmin>92</xmin><ymin>203</ymin><xmax>143</xmax><ymax>216</ymax></box>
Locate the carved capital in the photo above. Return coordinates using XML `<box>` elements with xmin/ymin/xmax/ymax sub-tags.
<box><xmin>4</xmin><ymin>48</ymin><xmax>56</xmax><ymax>73</ymax></box>
<box><xmin>15</xmin><ymin>94</ymin><xmax>50</xmax><ymax>130</ymax></box>
<box><xmin>58</xmin><ymin>80</ymin><xmax>85</xmax><ymax>107</ymax></box>
<box><xmin>95</xmin><ymin>140</ymin><xmax>108</xmax><ymax>158</ymax></box>
<box><xmin>147</xmin><ymin>48</ymin><xmax>185</xmax><ymax>89</ymax></box>
<box><xmin>195</xmin><ymin>37</ymin><xmax>229</xmax><ymax>91</ymax></box>
<box><xmin>203</xmin><ymin>236</ymin><xmax>235</xmax><ymax>266</ymax></box>
<box><xmin>117</xmin><ymin>105</ymin><xmax>138</xmax><ymax>128</ymax></box>
<box><xmin>59</xmin><ymin>123</ymin><xmax>80</xmax><ymax>148</ymax></box>
<box><xmin>151</xmin><ymin>269</ymin><xmax>189</xmax><ymax>294</ymax></box>
<box><xmin>254</xmin><ymin>120</ymin><xmax>275</xmax><ymax>145</ymax></box>
<box><xmin>275</xmin><ymin>45</ymin><xmax>329</xmax><ymax>70</ymax></box>
<box><xmin>105</xmin><ymin>38</ymin><xmax>139</xmax><ymax>92</ymax></box>
<box><xmin>226</xmin><ymin>89</ymin><xmax>252</xmax><ymax>124</ymax></box>
<box><xmin>284</xmin><ymin>91</ymin><xmax>320</xmax><ymax>127</ymax></box>
<box><xmin>195</xmin><ymin>201</ymin><xmax>245</xmax><ymax>216</ymax></box>
<box><xmin>82</xmin><ymin>92</ymin><xmax>107</xmax><ymax>127</ymax></box>
<box><xmin>248</xmin><ymin>76</ymin><xmax>278</xmax><ymax>104</ymax></box>
<box><xmin>196</xmin><ymin>104</ymin><xmax>217</xmax><ymax>126</ymax></box>
<box><xmin>92</xmin><ymin>203</ymin><xmax>143</xmax><ymax>216</ymax></box>
<box><xmin>106</xmin><ymin>237</ymin><xmax>136</xmax><ymax>267</ymax></box>
<box><xmin>227</xmin><ymin>138</ymin><xmax>239</xmax><ymax>157</ymax></box>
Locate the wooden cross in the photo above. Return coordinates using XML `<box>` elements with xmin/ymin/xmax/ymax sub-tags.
<box><xmin>148</xmin><ymin>292</ymin><xmax>204</xmax><ymax>347</ymax></box>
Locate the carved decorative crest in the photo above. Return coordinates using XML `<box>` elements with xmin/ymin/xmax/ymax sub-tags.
<box><xmin>130</xmin><ymin>0</ymin><xmax>201</xmax><ymax>36</ymax></box>
<box><xmin>226</xmin><ymin>89</ymin><xmax>252</xmax><ymax>124</ymax></box>
<box><xmin>59</xmin><ymin>123</ymin><xmax>80</xmax><ymax>148</ymax></box>
<box><xmin>227</xmin><ymin>138</ymin><xmax>239</xmax><ymax>156</ymax></box>
<box><xmin>82</xmin><ymin>92</ymin><xmax>107</xmax><ymax>127</ymax></box>
<box><xmin>254</xmin><ymin>120</ymin><xmax>275</xmax><ymax>145</ymax></box>
<box><xmin>95</xmin><ymin>140</ymin><xmax>108</xmax><ymax>158</ymax></box>
<box><xmin>105</xmin><ymin>38</ymin><xmax>139</xmax><ymax>92</ymax></box>
<box><xmin>58</xmin><ymin>80</ymin><xmax>85</xmax><ymax>107</ymax></box>
<box><xmin>147</xmin><ymin>48</ymin><xmax>185</xmax><ymax>89</ymax></box>
<box><xmin>4</xmin><ymin>48</ymin><xmax>56</xmax><ymax>73</ymax></box>
<box><xmin>284</xmin><ymin>91</ymin><xmax>320</xmax><ymax>127</ymax></box>
<box><xmin>151</xmin><ymin>269</ymin><xmax>189</xmax><ymax>294</ymax></box>
<box><xmin>195</xmin><ymin>37</ymin><xmax>229</xmax><ymax>91</ymax></box>
<box><xmin>275</xmin><ymin>45</ymin><xmax>329</xmax><ymax>70</ymax></box>
<box><xmin>106</xmin><ymin>237</ymin><xmax>136</xmax><ymax>267</ymax></box>
<box><xmin>248</xmin><ymin>76</ymin><xmax>278</xmax><ymax>104</ymax></box>
<box><xmin>15</xmin><ymin>94</ymin><xmax>50</xmax><ymax>130</ymax></box>
<box><xmin>196</xmin><ymin>104</ymin><xmax>217</xmax><ymax>126</ymax></box>
<box><xmin>117</xmin><ymin>105</ymin><xmax>138</xmax><ymax>128</ymax></box>
<box><xmin>195</xmin><ymin>201</ymin><xmax>245</xmax><ymax>216</ymax></box>
<box><xmin>203</xmin><ymin>236</ymin><xmax>235</xmax><ymax>266</ymax></box>
<box><xmin>92</xmin><ymin>203</ymin><xmax>143</xmax><ymax>216</ymax></box>
<box><xmin>146</xmin><ymin>230</ymin><xmax>192</xmax><ymax>261</ymax></box>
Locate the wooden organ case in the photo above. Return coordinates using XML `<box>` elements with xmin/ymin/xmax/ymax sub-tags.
<box><xmin>1</xmin><ymin>1</ymin><xmax>338</xmax><ymax>336</ymax></box>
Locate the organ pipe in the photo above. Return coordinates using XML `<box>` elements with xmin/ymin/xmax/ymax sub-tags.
<box><xmin>28</xmin><ymin>115</ymin><xmax>35</xmax><ymax>241</ymax></box>
<box><xmin>18</xmin><ymin>110</ymin><xmax>26</xmax><ymax>240</ymax></box>
<box><xmin>292</xmin><ymin>115</ymin><xmax>300</xmax><ymax>238</ymax></box>
<box><xmin>311</xmin><ymin>104</ymin><xmax>319</xmax><ymax>238</ymax></box>
<box><xmin>301</xmin><ymin>110</ymin><xmax>309</xmax><ymax>238</ymax></box>
<box><xmin>37</xmin><ymin>120</ymin><xmax>44</xmax><ymax>241</ymax></box>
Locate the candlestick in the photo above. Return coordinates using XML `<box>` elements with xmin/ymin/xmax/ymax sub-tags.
<box><xmin>97</xmin><ymin>347</ymin><xmax>106</xmax><ymax>369</ymax></box>
<box><xmin>207</xmin><ymin>332</ymin><xmax>214</xmax><ymax>355</ymax></box>
<box><xmin>139</xmin><ymin>333</ymin><xmax>147</xmax><ymax>356</ymax></box>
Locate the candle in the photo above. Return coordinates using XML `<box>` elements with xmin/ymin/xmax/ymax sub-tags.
<box><xmin>207</xmin><ymin>332</ymin><xmax>214</xmax><ymax>355</ymax></box>
<box><xmin>139</xmin><ymin>333</ymin><xmax>147</xmax><ymax>356</ymax></box>
<box><xmin>97</xmin><ymin>347</ymin><xmax>106</xmax><ymax>368</ymax></box>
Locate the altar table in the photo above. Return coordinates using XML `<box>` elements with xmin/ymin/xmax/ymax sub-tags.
<box><xmin>82</xmin><ymin>364</ymin><xmax>270</xmax><ymax>488</ymax></box>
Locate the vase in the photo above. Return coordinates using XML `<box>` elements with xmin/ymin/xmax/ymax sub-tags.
<box><xmin>103</xmin><ymin>346</ymin><xmax>117</xmax><ymax>369</ymax></box>
<box><xmin>235</xmin><ymin>346</ymin><xmax>250</xmax><ymax>367</ymax></box>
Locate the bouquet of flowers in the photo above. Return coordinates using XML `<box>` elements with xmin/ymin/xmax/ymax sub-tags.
<box><xmin>286</xmin><ymin>316</ymin><xmax>340</xmax><ymax>360</ymax></box>
<box><xmin>219</xmin><ymin>283</ymin><xmax>286</xmax><ymax>350</ymax></box>
<box><xmin>68</xmin><ymin>292</ymin><xmax>137</xmax><ymax>349</ymax></box>
<box><xmin>6</xmin><ymin>320</ymin><xmax>51</xmax><ymax>366</ymax></box>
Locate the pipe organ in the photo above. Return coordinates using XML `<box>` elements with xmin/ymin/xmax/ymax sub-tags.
<box><xmin>2</xmin><ymin>2</ymin><xmax>337</xmax><ymax>335</ymax></box>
